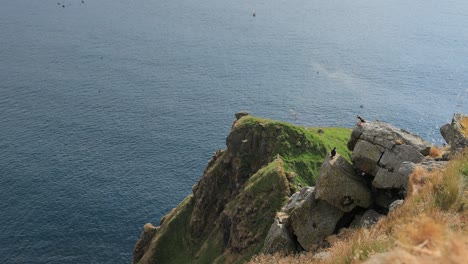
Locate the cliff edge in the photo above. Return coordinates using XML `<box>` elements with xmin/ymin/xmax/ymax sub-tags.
<box><xmin>133</xmin><ymin>113</ymin><xmax>351</xmax><ymax>264</ymax></box>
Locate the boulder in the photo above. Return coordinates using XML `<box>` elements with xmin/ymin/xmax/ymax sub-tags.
<box><xmin>315</xmin><ymin>155</ymin><xmax>372</xmax><ymax>212</ymax></box>
<box><xmin>283</xmin><ymin>187</ymin><xmax>314</xmax><ymax>214</ymax></box>
<box><xmin>373</xmin><ymin>168</ymin><xmax>409</xmax><ymax>189</ymax></box>
<box><xmin>290</xmin><ymin>192</ymin><xmax>343</xmax><ymax>251</ymax></box>
<box><xmin>348</xmin><ymin>122</ymin><xmax>431</xmax><ymax>155</ymax></box>
<box><xmin>348</xmin><ymin>121</ymin><xmax>432</xmax><ymax>192</ymax></box>
<box><xmin>359</xmin><ymin>209</ymin><xmax>383</xmax><ymax>228</ymax></box>
<box><xmin>440</xmin><ymin>113</ymin><xmax>468</xmax><ymax>153</ymax></box>
<box><xmin>235</xmin><ymin>111</ymin><xmax>250</xmax><ymax>120</ymax></box>
<box><xmin>263</xmin><ymin>215</ymin><xmax>297</xmax><ymax>254</ymax></box>
<box><xmin>361</xmin><ymin>209</ymin><xmax>383</xmax><ymax>227</ymax></box>
<box><xmin>379</xmin><ymin>144</ymin><xmax>425</xmax><ymax>171</ymax></box>
<box><xmin>399</xmin><ymin>160</ymin><xmax>448</xmax><ymax>179</ymax></box>
<box><xmin>351</xmin><ymin>140</ymin><xmax>383</xmax><ymax>176</ymax></box>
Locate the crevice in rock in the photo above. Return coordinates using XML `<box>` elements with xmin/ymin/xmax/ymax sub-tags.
<box><xmin>333</xmin><ymin>207</ymin><xmax>367</xmax><ymax>234</ymax></box>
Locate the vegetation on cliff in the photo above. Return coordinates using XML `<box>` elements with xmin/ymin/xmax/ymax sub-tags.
<box><xmin>133</xmin><ymin>115</ymin><xmax>351</xmax><ymax>264</ymax></box>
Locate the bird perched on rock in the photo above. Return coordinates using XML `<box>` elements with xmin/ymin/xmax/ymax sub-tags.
<box><xmin>357</xmin><ymin>115</ymin><xmax>365</xmax><ymax>123</ymax></box>
<box><xmin>330</xmin><ymin>147</ymin><xmax>337</xmax><ymax>159</ymax></box>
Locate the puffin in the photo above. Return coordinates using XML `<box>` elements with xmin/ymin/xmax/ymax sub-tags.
<box><xmin>330</xmin><ymin>147</ymin><xmax>337</xmax><ymax>159</ymax></box>
<box><xmin>357</xmin><ymin>115</ymin><xmax>365</xmax><ymax>123</ymax></box>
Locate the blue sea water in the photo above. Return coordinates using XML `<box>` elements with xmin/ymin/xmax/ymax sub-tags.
<box><xmin>0</xmin><ymin>0</ymin><xmax>467</xmax><ymax>263</ymax></box>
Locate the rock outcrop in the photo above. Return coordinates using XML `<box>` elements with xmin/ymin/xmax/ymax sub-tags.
<box><xmin>263</xmin><ymin>214</ymin><xmax>297</xmax><ymax>254</ymax></box>
<box><xmin>440</xmin><ymin>113</ymin><xmax>468</xmax><ymax>153</ymax></box>
<box><xmin>315</xmin><ymin>155</ymin><xmax>372</xmax><ymax>212</ymax></box>
<box><xmin>348</xmin><ymin>121</ymin><xmax>432</xmax><ymax>194</ymax></box>
<box><xmin>289</xmin><ymin>191</ymin><xmax>343</xmax><ymax>251</ymax></box>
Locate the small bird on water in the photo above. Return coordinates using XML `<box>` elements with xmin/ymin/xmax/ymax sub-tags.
<box><xmin>330</xmin><ymin>147</ymin><xmax>337</xmax><ymax>159</ymax></box>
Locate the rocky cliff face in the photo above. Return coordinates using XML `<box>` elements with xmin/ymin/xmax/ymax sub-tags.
<box><xmin>261</xmin><ymin>116</ymin><xmax>462</xmax><ymax>256</ymax></box>
<box><xmin>133</xmin><ymin>114</ymin><xmax>351</xmax><ymax>264</ymax></box>
<box><xmin>134</xmin><ymin>113</ymin><xmax>467</xmax><ymax>263</ymax></box>
<box><xmin>440</xmin><ymin>113</ymin><xmax>468</xmax><ymax>154</ymax></box>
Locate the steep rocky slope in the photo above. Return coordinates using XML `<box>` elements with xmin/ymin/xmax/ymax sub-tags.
<box><xmin>133</xmin><ymin>114</ymin><xmax>351</xmax><ymax>264</ymax></box>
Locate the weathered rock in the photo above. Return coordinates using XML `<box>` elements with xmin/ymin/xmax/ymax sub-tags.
<box><xmin>312</xmin><ymin>251</ymin><xmax>331</xmax><ymax>261</ymax></box>
<box><xmin>133</xmin><ymin>223</ymin><xmax>159</xmax><ymax>264</ymax></box>
<box><xmin>348</xmin><ymin>121</ymin><xmax>432</xmax><ymax>193</ymax></box>
<box><xmin>263</xmin><ymin>215</ymin><xmax>297</xmax><ymax>254</ymax></box>
<box><xmin>290</xmin><ymin>192</ymin><xmax>343</xmax><ymax>251</ymax></box>
<box><xmin>315</xmin><ymin>155</ymin><xmax>372</xmax><ymax>212</ymax></box>
<box><xmin>379</xmin><ymin>144</ymin><xmax>425</xmax><ymax>171</ymax></box>
<box><xmin>389</xmin><ymin>199</ymin><xmax>404</xmax><ymax>212</ymax></box>
<box><xmin>399</xmin><ymin>160</ymin><xmax>448</xmax><ymax>179</ymax></box>
<box><xmin>440</xmin><ymin>113</ymin><xmax>468</xmax><ymax>153</ymax></box>
<box><xmin>373</xmin><ymin>168</ymin><xmax>409</xmax><ymax>189</ymax></box>
<box><xmin>235</xmin><ymin>111</ymin><xmax>250</xmax><ymax>120</ymax></box>
<box><xmin>351</xmin><ymin>139</ymin><xmax>383</xmax><ymax>176</ymax></box>
<box><xmin>359</xmin><ymin>209</ymin><xmax>383</xmax><ymax>228</ymax></box>
<box><xmin>349</xmin><ymin>121</ymin><xmax>431</xmax><ymax>155</ymax></box>
<box><xmin>283</xmin><ymin>187</ymin><xmax>314</xmax><ymax>214</ymax></box>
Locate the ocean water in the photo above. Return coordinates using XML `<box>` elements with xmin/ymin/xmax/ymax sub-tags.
<box><xmin>0</xmin><ymin>0</ymin><xmax>467</xmax><ymax>263</ymax></box>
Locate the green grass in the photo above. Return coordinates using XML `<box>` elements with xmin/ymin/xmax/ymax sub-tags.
<box><xmin>307</xmin><ymin>127</ymin><xmax>352</xmax><ymax>161</ymax></box>
<box><xmin>224</xmin><ymin>158</ymin><xmax>291</xmax><ymax>263</ymax></box>
<box><xmin>149</xmin><ymin>195</ymin><xmax>196</xmax><ymax>263</ymax></box>
<box><xmin>235</xmin><ymin>116</ymin><xmax>351</xmax><ymax>186</ymax></box>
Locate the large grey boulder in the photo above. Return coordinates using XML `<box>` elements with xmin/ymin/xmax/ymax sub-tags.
<box><xmin>315</xmin><ymin>155</ymin><xmax>372</xmax><ymax>212</ymax></box>
<box><xmin>351</xmin><ymin>139</ymin><xmax>384</xmax><ymax>176</ymax></box>
<box><xmin>349</xmin><ymin>122</ymin><xmax>431</xmax><ymax>155</ymax></box>
<box><xmin>289</xmin><ymin>192</ymin><xmax>343</xmax><ymax>251</ymax></box>
<box><xmin>440</xmin><ymin>113</ymin><xmax>468</xmax><ymax>153</ymax></box>
<box><xmin>263</xmin><ymin>215</ymin><xmax>297</xmax><ymax>254</ymax></box>
<box><xmin>373</xmin><ymin>168</ymin><xmax>409</xmax><ymax>189</ymax></box>
<box><xmin>348</xmin><ymin>121</ymin><xmax>432</xmax><ymax>191</ymax></box>
<box><xmin>399</xmin><ymin>160</ymin><xmax>448</xmax><ymax>179</ymax></box>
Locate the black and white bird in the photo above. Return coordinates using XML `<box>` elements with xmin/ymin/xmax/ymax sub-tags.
<box><xmin>330</xmin><ymin>147</ymin><xmax>337</xmax><ymax>159</ymax></box>
<box><xmin>357</xmin><ymin>115</ymin><xmax>366</xmax><ymax>123</ymax></box>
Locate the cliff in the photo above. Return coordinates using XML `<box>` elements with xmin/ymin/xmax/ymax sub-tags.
<box><xmin>133</xmin><ymin>113</ymin><xmax>351</xmax><ymax>264</ymax></box>
<box><xmin>134</xmin><ymin>113</ymin><xmax>468</xmax><ymax>264</ymax></box>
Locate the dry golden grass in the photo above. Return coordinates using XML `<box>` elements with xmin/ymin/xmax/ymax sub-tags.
<box><xmin>248</xmin><ymin>151</ymin><xmax>468</xmax><ymax>264</ymax></box>
<box><xmin>428</xmin><ymin>146</ymin><xmax>442</xmax><ymax>159</ymax></box>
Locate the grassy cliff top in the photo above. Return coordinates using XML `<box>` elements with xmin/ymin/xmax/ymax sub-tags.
<box><xmin>234</xmin><ymin>115</ymin><xmax>352</xmax><ymax>186</ymax></box>
<box><xmin>135</xmin><ymin>115</ymin><xmax>353</xmax><ymax>264</ymax></box>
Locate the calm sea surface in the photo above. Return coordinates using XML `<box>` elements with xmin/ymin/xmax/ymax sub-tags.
<box><xmin>1</xmin><ymin>0</ymin><xmax>467</xmax><ymax>263</ymax></box>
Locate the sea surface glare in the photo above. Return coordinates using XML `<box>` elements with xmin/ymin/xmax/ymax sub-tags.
<box><xmin>1</xmin><ymin>0</ymin><xmax>467</xmax><ymax>263</ymax></box>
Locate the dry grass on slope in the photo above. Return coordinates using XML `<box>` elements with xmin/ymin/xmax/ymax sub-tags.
<box><xmin>248</xmin><ymin>151</ymin><xmax>468</xmax><ymax>264</ymax></box>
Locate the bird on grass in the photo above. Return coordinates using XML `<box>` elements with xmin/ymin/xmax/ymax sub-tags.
<box><xmin>330</xmin><ymin>147</ymin><xmax>337</xmax><ymax>159</ymax></box>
